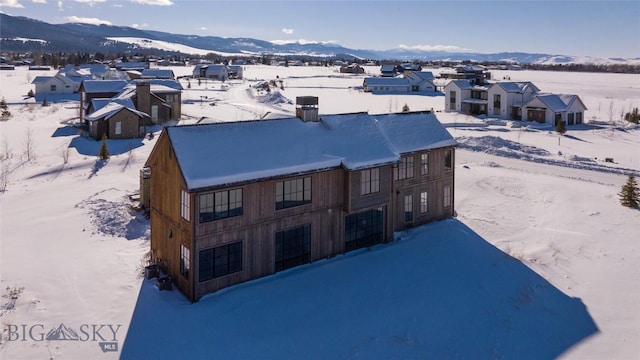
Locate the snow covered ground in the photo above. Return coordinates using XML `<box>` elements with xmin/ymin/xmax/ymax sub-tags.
<box><xmin>0</xmin><ymin>65</ymin><xmax>638</xmax><ymax>359</ymax></box>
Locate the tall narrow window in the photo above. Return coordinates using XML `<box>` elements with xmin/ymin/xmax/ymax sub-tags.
<box><xmin>114</xmin><ymin>121</ymin><xmax>122</xmax><ymax>135</ymax></box>
<box><xmin>180</xmin><ymin>244</ymin><xmax>190</xmax><ymax>279</ymax></box>
<box><xmin>493</xmin><ymin>94</ymin><xmax>501</xmax><ymax>115</ymax></box>
<box><xmin>361</xmin><ymin>168</ymin><xmax>380</xmax><ymax>195</ymax></box>
<box><xmin>394</xmin><ymin>156</ymin><xmax>414</xmax><ymax>181</ymax></box>
<box><xmin>449</xmin><ymin>91</ymin><xmax>456</xmax><ymax>111</ymax></box>
<box><xmin>421</xmin><ymin>153</ymin><xmax>429</xmax><ymax>175</ymax></box>
<box><xmin>444</xmin><ymin>149</ymin><xmax>452</xmax><ymax>171</ymax></box>
<box><xmin>404</xmin><ymin>194</ymin><xmax>413</xmax><ymax>222</ymax></box>
<box><xmin>444</xmin><ymin>185</ymin><xmax>452</xmax><ymax>208</ymax></box>
<box><xmin>275</xmin><ymin>177</ymin><xmax>311</xmax><ymax>210</ymax></box>
<box><xmin>420</xmin><ymin>191</ymin><xmax>428</xmax><ymax>214</ymax></box>
<box><xmin>180</xmin><ymin>190</ymin><xmax>190</xmax><ymax>221</ymax></box>
<box><xmin>275</xmin><ymin>224</ymin><xmax>311</xmax><ymax>272</ymax></box>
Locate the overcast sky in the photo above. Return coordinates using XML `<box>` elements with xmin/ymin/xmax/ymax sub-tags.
<box><xmin>1</xmin><ymin>0</ymin><xmax>639</xmax><ymax>58</ymax></box>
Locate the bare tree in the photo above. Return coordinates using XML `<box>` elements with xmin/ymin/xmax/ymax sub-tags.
<box><xmin>1</xmin><ymin>136</ymin><xmax>11</xmax><ymax>160</ymax></box>
<box><xmin>23</xmin><ymin>127</ymin><xmax>36</xmax><ymax>161</ymax></box>
<box><xmin>0</xmin><ymin>161</ymin><xmax>9</xmax><ymax>192</ymax></box>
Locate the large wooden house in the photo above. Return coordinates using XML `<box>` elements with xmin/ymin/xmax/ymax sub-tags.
<box><xmin>143</xmin><ymin>100</ymin><xmax>457</xmax><ymax>301</ymax></box>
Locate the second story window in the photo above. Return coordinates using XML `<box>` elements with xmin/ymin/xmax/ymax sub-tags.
<box><xmin>361</xmin><ymin>168</ymin><xmax>380</xmax><ymax>195</ymax></box>
<box><xmin>276</xmin><ymin>177</ymin><xmax>311</xmax><ymax>210</ymax></box>
<box><xmin>421</xmin><ymin>153</ymin><xmax>429</xmax><ymax>175</ymax></box>
<box><xmin>394</xmin><ymin>156</ymin><xmax>414</xmax><ymax>181</ymax></box>
<box><xmin>180</xmin><ymin>190</ymin><xmax>190</xmax><ymax>221</ymax></box>
<box><xmin>444</xmin><ymin>149</ymin><xmax>452</xmax><ymax>171</ymax></box>
<box><xmin>199</xmin><ymin>188</ymin><xmax>243</xmax><ymax>223</ymax></box>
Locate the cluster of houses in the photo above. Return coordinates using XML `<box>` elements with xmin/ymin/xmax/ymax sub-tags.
<box><xmin>142</xmin><ymin>96</ymin><xmax>458</xmax><ymax>301</ymax></box>
<box><xmin>444</xmin><ymin>79</ymin><xmax>587</xmax><ymax>126</ymax></box>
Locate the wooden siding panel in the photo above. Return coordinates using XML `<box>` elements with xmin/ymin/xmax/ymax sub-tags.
<box><xmin>348</xmin><ymin>165</ymin><xmax>392</xmax><ymax>212</ymax></box>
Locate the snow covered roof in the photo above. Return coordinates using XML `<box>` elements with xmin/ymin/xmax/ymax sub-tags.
<box><xmin>31</xmin><ymin>76</ymin><xmax>52</xmax><ymax>84</ymax></box>
<box><xmin>525</xmin><ymin>93</ymin><xmax>582</xmax><ymax>112</ymax></box>
<box><xmin>141</xmin><ymin>68</ymin><xmax>175</xmax><ymax>79</ymax></box>
<box><xmin>410</xmin><ymin>71</ymin><xmax>435</xmax><ymax>81</ymax></box>
<box><xmin>493</xmin><ymin>81</ymin><xmax>540</xmax><ymax>93</ymax></box>
<box><xmin>81</xmin><ymin>80</ymin><xmax>128</xmax><ymax>93</ymax></box>
<box><xmin>85</xmin><ymin>99</ymin><xmax>148</xmax><ymax>122</ymax></box>
<box><xmin>166</xmin><ymin>112</ymin><xmax>457</xmax><ymax>191</ymax></box>
<box><xmin>446</xmin><ymin>80</ymin><xmax>474</xmax><ymax>90</ymax></box>
<box><xmin>364</xmin><ymin>77</ymin><xmax>409</xmax><ymax>86</ymax></box>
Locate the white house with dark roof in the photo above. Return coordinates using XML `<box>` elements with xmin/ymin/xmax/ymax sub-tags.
<box><xmin>522</xmin><ymin>93</ymin><xmax>587</xmax><ymax>125</ymax></box>
<box><xmin>141</xmin><ymin>68</ymin><xmax>176</xmax><ymax>79</ymax></box>
<box><xmin>380</xmin><ymin>64</ymin><xmax>398</xmax><ymax>77</ymax></box>
<box><xmin>143</xmin><ymin>104</ymin><xmax>457</xmax><ymax>301</ymax></box>
<box><xmin>444</xmin><ymin>80</ymin><xmax>489</xmax><ymax>115</ymax></box>
<box><xmin>192</xmin><ymin>64</ymin><xmax>229</xmax><ymax>81</ymax></box>
<box><xmin>487</xmin><ymin>81</ymin><xmax>540</xmax><ymax>119</ymax></box>
<box><xmin>405</xmin><ymin>71</ymin><xmax>436</xmax><ymax>92</ymax></box>
<box><xmin>363</xmin><ymin>77</ymin><xmax>410</xmax><ymax>92</ymax></box>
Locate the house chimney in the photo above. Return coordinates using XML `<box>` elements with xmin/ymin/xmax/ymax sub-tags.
<box><xmin>296</xmin><ymin>96</ymin><xmax>319</xmax><ymax>122</ymax></box>
<box><xmin>136</xmin><ymin>81</ymin><xmax>151</xmax><ymax>117</ymax></box>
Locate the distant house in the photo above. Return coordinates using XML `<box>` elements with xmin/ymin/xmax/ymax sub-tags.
<box><xmin>444</xmin><ymin>80</ymin><xmax>489</xmax><ymax>115</ymax></box>
<box><xmin>31</xmin><ymin>73</ymin><xmax>77</xmax><ymax>99</ymax></box>
<box><xmin>227</xmin><ymin>65</ymin><xmax>243</xmax><ymax>79</ymax></box>
<box><xmin>363</xmin><ymin>77</ymin><xmax>410</xmax><ymax>92</ymax></box>
<box><xmin>31</xmin><ymin>64</ymin><xmax>127</xmax><ymax>101</ymax></box>
<box><xmin>439</xmin><ymin>65</ymin><xmax>491</xmax><ymax>85</ymax></box>
<box><xmin>405</xmin><ymin>71</ymin><xmax>436</xmax><ymax>92</ymax></box>
<box><xmin>193</xmin><ymin>64</ymin><xmax>229</xmax><ymax>81</ymax></box>
<box><xmin>141</xmin><ymin>68</ymin><xmax>176</xmax><ymax>79</ymax></box>
<box><xmin>112</xmin><ymin>62</ymin><xmax>149</xmax><ymax>72</ymax></box>
<box><xmin>85</xmin><ymin>98</ymin><xmax>150</xmax><ymax>140</ymax></box>
<box><xmin>399</xmin><ymin>63</ymin><xmax>422</xmax><ymax>73</ymax></box>
<box><xmin>522</xmin><ymin>93</ymin><xmax>587</xmax><ymax>125</ymax></box>
<box><xmin>380</xmin><ymin>64</ymin><xmax>398</xmax><ymax>77</ymax></box>
<box><xmin>487</xmin><ymin>81</ymin><xmax>540</xmax><ymax>120</ymax></box>
<box><xmin>340</xmin><ymin>64</ymin><xmax>365</xmax><ymax>74</ymax></box>
<box><xmin>80</xmin><ymin>79</ymin><xmax>182</xmax><ymax>139</ymax></box>
<box><xmin>142</xmin><ymin>99</ymin><xmax>457</xmax><ymax>302</ymax></box>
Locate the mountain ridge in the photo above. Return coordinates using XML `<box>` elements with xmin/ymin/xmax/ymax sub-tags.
<box><xmin>1</xmin><ymin>13</ymin><xmax>638</xmax><ymax>65</ymax></box>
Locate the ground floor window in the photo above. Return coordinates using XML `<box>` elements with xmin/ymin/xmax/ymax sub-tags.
<box><xmin>344</xmin><ymin>207</ymin><xmax>384</xmax><ymax>252</ymax></box>
<box><xmin>444</xmin><ymin>185</ymin><xmax>452</xmax><ymax>208</ymax></box>
<box><xmin>576</xmin><ymin>112</ymin><xmax>583</xmax><ymax>124</ymax></box>
<box><xmin>275</xmin><ymin>224</ymin><xmax>311</xmax><ymax>272</ymax></box>
<box><xmin>568</xmin><ymin>112</ymin><xmax>575</xmax><ymax>125</ymax></box>
<box><xmin>198</xmin><ymin>241</ymin><xmax>243</xmax><ymax>282</ymax></box>
<box><xmin>420</xmin><ymin>192</ymin><xmax>428</xmax><ymax>214</ymax></box>
<box><xmin>115</xmin><ymin>121</ymin><xmax>122</xmax><ymax>135</ymax></box>
<box><xmin>180</xmin><ymin>244</ymin><xmax>190</xmax><ymax>279</ymax></box>
<box><xmin>404</xmin><ymin>194</ymin><xmax>413</xmax><ymax>222</ymax></box>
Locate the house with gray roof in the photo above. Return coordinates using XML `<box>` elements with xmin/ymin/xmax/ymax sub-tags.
<box><xmin>522</xmin><ymin>93</ymin><xmax>587</xmax><ymax>125</ymax></box>
<box><xmin>444</xmin><ymin>80</ymin><xmax>489</xmax><ymax>115</ymax></box>
<box><xmin>363</xmin><ymin>77</ymin><xmax>410</xmax><ymax>92</ymax></box>
<box><xmin>142</xmin><ymin>98</ymin><xmax>457</xmax><ymax>301</ymax></box>
<box><xmin>487</xmin><ymin>81</ymin><xmax>540</xmax><ymax>119</ymax></box>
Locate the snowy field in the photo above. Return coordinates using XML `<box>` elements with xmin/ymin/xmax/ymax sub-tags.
<box><xmin>0</xmin><ymin>65</ymin><xmax>638</xmax><ymax>359</ymax></box>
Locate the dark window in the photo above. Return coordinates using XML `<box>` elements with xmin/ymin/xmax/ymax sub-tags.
<box><xmin>576</xmin><ymin>112</ymin><xmax>583</xmax><ymax>124</ymax></box>
<box><xmin>404</xmin><ymin>194</ymin><xmax>413</xmax><ymax>222</ymax></box>
<box><xmin>444</xmin><ymin>149</ymin><xmax>452</xmax><ymax>171</ymax></box>
<box><xmin>50</xmin><ymin>84</ymin><xmax>57</xmax><ymax>92</ymax></box>
<box><xmin>394</xmin><ymin>156</ymin><xmax>414</xmax><ymax>180</ymax></box>
<box><xmin>493</xmin><ymin>94</ymin><xmax>501</xmax><ymax>115</ymax></box>
<box><xmin>568</xmin><ymin>112</ymin><xmax>575</xmax><ymax>125</ymax></box>
<box><xmin>198</xmin><ymin>242</ymin><xmax>243</xmax><ymax>282</ymax></box>
<box><xmin>199</xmin><ymin>188</ymin><xmax>242</xmax><ymax>223</ymax></box>
<box><xmin>444</xmin><ymin>185</ymin><xmax>452</xmax><ymax>208</ymax></box>
<box><xmin>275</xmin><ymin>225</ymin><xmax>311</xmax><ymax>272</ymax></box>
<box><xmin>275</xmin><ymin>177</ymin><xmax>311</xmax><ymax>210</ymax></box>
<box><xmin>449</xmin><ymin>91</ymin><xmax>456</xmax><ymax>111</ymax></box>
<box><xmin>344</xmin><ymin>207</ymin><xmax>384</xmax><ymax>252</ymax></box>
<box><xmin>361</xmin><ymin>168</ymin><xmax>380</xmax><ymax>195</ymax></box>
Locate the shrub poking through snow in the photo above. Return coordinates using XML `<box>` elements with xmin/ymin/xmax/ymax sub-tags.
<box><xmin>619</xmin><ymin>173</ymin><xmax>640</xmax><ymax>209</ymax></box>
<box><xmin>98</xmin><ymin>133</ymin><xmax>110</xmax><ymax>160</ymax></box>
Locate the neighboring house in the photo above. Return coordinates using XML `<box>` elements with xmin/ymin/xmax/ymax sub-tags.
<box><xmin>80</xmin><ymin>80</ymin><xmax>129</xmax><ymax>123</ymax></box>
<box><xmin>522</xmin><ymin>93</ymin><xmax>587</xmax><ymax>125</ymax></box>
<box><xmin>399</xmin><ymin>63</ymin><xmax>422</xmax><ymax>73</ymax></box>
<box><xmin>193</xmin><ymin>64</ymin><xmax>229</xmax><ymax>81</ymax></box>
<box><xmin>487</xmin><ymin>82</ymin><xmax>540</xmax><ymax>120</ymax></box>
<box><xmin>227</xmin><ymin>65</ymin><xmax>243</xmax><ymax>79</ymax></box>
<box><xmin>340</xmin><ymin>64</ymin><xmax>365</xmax><ymax>74</ymax></box>
<box><xmin>32</xmin><ymin>64</ymin><xmax>128</xmax><ymax>101</ymax></box>
<box><xmin>380</xmin><ymin>64</ymin><xmax>398</xmax><ymax>77</ymax></box>
<box><xmin>81</xmin><ymin>79</ymin><xmax>182</xmax><ymax>139</ymax></box>
<box><xmin>112</xmin><ymin>62</ymin><xmax>149</xmax><ymax>72</ymax></box>
<box><xmin>85</xmin><ymin>98</ymin><xmax>149</xmax><ymax>140</ymax></box>
<box><xmin>363</xmin><ymin>77</ymin><xmax>410</xmax><ymax>92</ymax></box>
<box><xmin>141</xmin><ymin>68</ymin><xmax>176</xmax><ymax>79</ymax></box>
<box><xmin>444</xmin><ymin>80</ymin><xmax>489</xmax><ymax>115</ymax></box>
<box><xmin>405</xmin><ymin>71</ymin><xmax>436</xmax><ymax>92</ymax></box>
<box><xmin>31</xmin><ymin>73</ymin><xmax>76</xmax><ymax>99</ymax></box>
<box><xmin>142</xmin><ymin>103</ymin><xmax>457</xmax><ymax>302</ymax></box>
<box><xmin>439</xmin><ymin>65</ymin><xmax>491</xmax><ymax>85</ymax></box>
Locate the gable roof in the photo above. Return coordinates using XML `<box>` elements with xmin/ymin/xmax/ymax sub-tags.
<box><xmin>85</xmin><ymin>98</ymin><xmax>148</xmax><ymax>122</ymax></box>
<box><xmin>446</xmin><ymin>79</ymin><xmax>474</xmax><ymax>90</ymax></box>
<box><xmin>165</xmin><ymin>112</ymin><xmax>456</xmax><ymax>191</ymax></box>
<box><xmin>81</xmin><ymin>80</ymin><xmax>128</xmax><ymax>94</ymax></box>
<box><xmin>524</xmin><ymin>93</ymin><xmax>584</xmax><ymax>112</ymax></box>
<box><xmin>493</xmin><ymin>81</ymin><xmax>540</xmax><ymax>93</ymax></box>
<box><xmin>380</xmin><ymin>64</ymin><xmax>396</xmax><ymax>72</ymax></box>
<box><xmin>141</xmin><ymin>68</ymin><xmax>175</xmax><ymax>79</ymax></box>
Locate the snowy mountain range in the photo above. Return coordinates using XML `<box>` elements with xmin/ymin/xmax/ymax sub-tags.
<box><xmin>1</xmin><ymin>13</ymin><xmax>639</xmax><ymax>65</ymax></box>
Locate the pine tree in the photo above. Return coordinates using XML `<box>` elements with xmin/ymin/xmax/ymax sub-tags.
<box><xmin>402</xmin><ymin>103</ymin><xmax>410</xmax><ymax>113</ymax></box>
<box><xmin>556</xmin><ymin>119</ymin><xmax>566</xmax><ymax>145</ymax></box>
<box><xmin>98</xmin><ymin>133</ymin><xmax>110</xmax><ymax>160</ymax></box>
<box><xmin>619</xmin><ymin>173</ymin><xmax>640</xmax><ymax>209</ymax></box>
